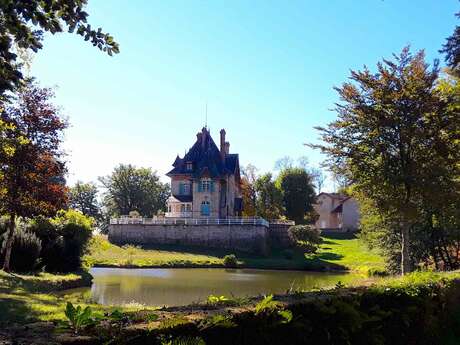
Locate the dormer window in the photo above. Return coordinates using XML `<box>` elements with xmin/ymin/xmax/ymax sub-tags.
<box><xmin>186</xmin><ymin>162</ymin><xmax>193</xmax><ymax>171</ymax></box>
<box><xmin>198</xmin><ymin>178</ymin><xmax>214</xmax><ymax>192</ymax></box>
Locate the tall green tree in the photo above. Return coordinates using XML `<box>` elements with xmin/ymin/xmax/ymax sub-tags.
<box><xmin>0</xmin><ymin>82</ymin><xmax>68</xmax><ymax>271</ymax></box>
<box><xmin>69</xmin><ymin>181</ymin><xmax>100</xmax><ymax>219</ymax></box>
<box><xmin>311</xmin><ymin>47</ymin><xmax>460</xmax><ymax>274</ymax></box>
<box><xmin>0</xmin><ymin>0</ymin><xmax>119</xmax><ymax>96</ymax></box>
<box><xmin>276</xmin><ymin>168</ymin><xmax>316</xmax><ymax>224</ymax></box>
<box><xmin>440</xmin><ymin>10</ymin><xmax>460</xmax><ymax>76</ymax></box>
<box><xmin>99</xmin><ymin>164</ymin><xmax>170</xmax><ymax>218</ymax></box>
<box><xmin>254</xmin><ymin>173</ymin><xmax>283</xmax><ymax>220</ymax></box>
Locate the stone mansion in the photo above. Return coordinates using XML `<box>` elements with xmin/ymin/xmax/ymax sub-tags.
<box><xmin>165</xmin><ymin>127</ymin><xmax>243</xmax><ymax>218</ymax></box>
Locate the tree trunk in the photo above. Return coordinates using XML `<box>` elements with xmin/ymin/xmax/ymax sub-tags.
<box><xmin>401</xmin><ymin>225</ymin><xmax>412</xmax><ymax>275</ymax></box>
<box><xmin>2</xmin><ymin>214</ymin><xmax>16</xmax><ymax>272</ymax></box>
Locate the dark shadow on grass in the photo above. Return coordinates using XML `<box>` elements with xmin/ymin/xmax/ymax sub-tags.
<box><xmin>321</xmin><ymin>232</ymin><xmax>357</xmax><ymax>240</ymax></box>
<box><xmin>0</xmin><ymin>296</ymin><xmax>35</xmax><ymax>324</ymax></box>
<box><xmin>314</xmin><ymin>252</ymin><xmax>344</xmax><ymax>261</ymax></box>
<box><xmin>321</xmin><ymin>240</ymin><xmax>335</xmax><ymax>245</ymax></box>
<box><xmin>0</xmin><ymin>273</ymin><xmax>51</xmax><ymax>324</ymax></box>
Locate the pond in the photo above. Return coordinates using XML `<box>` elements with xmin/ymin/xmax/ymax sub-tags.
<box><xmin>86</xmin><ymin>267</ymin><xmax>366</xmax><ymax>307</ymax></box>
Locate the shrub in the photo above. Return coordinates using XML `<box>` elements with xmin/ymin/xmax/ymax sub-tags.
<box><xmin>288</xmin><ymin>225</ymin><xmax>322</xmax><ymax>253</ymax></box>
<box><xmin>223</xmin><ymin>254</ymin><xmax>238</xmax><ymax>268</ymax></box>
<box><xmin>30</xmin><ymin>210</ymin><xmax>93</xmax><ymax>272</ymax></box>
<box><xmin>254</xmin><ymin>294</ymin><xmax>293</xmax><ymax>325</ymax></box>
<box><xmin>367</xmin><ymin>268</ymin><xmax>389</xmax><ymax>277</ymax></box>
<box><xmin>1</xmin><ymin>226</ymin><xmax>42</xmax><ymax>272</ymax></box>
<box><xmin>282</xmin><ymin>249</ymin><xmax>294</xmax><ymax>260</ymax></box>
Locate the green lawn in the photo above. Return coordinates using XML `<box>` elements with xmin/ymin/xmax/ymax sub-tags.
<box><xmin>313</xmin><ymin>233</ymin><xmax>386</xmax><ymax>273</ymax></box>
<box><xmin>84</xmin><ymin>235</ymin><xmax>224</xmax><ymax>268</ymax></box>
<box><xmin>85</xmin><ymin>233</ymin><xmax>385</xmax><ymax>274</ymax></box>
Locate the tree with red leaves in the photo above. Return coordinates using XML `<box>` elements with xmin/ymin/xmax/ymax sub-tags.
<box><xmin>0</xmin><ymin>81</ymin><xmax>68</xmax><ymax>272</ymax></box>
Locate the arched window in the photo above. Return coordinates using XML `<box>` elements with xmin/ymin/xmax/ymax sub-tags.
<box><xmin>201</xmin><ymin>201</ymin><xmax>210</xmax><ymax>216</ymax></box>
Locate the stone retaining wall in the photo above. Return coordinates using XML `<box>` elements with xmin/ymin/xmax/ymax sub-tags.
<box><xmin>268</xmin><ymin>223</ymin><xmax>293</xmax><ymax>248</ymax></box>
<box><xmin>108</xmin><ymin>223</ymin><xmax>269</xmax><ymax>255</ymax></box>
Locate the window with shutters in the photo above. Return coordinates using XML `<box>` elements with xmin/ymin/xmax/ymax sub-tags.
<box><xmin>179</xmin><ymin>182</ymin><xmax>190</xmax><ymax>195</ymax></box>
<box><xmin>201</xmin><ymin>201</ymin><xmax>210</xmax><ymax>216</ymax></box>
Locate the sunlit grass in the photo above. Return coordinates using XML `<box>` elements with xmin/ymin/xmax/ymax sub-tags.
<box><xmin>311</xmin><ymin>233</ymin><xmax>385</xmax><ymax>273</ymax></box>
<box><xmin>85</xmin><ymin>233</ymin><xmax>385</xmax><ymax>274</ymax></box>
<box><xmin>84</xmin><ymin>235</ymin><xmax>224</xmax><ymax>268</ymax></box>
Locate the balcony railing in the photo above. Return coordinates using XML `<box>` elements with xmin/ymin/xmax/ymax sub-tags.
<box><xmin>165</xmin><ymin>211</ymin><xmax>192</xmax><ymax>218</ymax></box>
<box><xmin>267</xmin><ymin>219</ymin><xmax>295</xmax><ymax>226</ymax></box>
<box><xmin>110</xmin><ymin>216</ymin><xmax>270</xmax><ymax>227</ymax></box>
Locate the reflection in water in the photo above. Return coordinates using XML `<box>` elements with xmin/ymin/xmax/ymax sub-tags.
<box><xmin>87</xmin><ymin>268</ymin><xmax>364</xmax><ymax>307</ymax></box>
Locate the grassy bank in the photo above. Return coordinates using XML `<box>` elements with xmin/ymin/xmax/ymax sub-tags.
<box><xmin>0</xmin><ymin>270</ymin><xmax>143</xmax><ymax>324</ymax></box>
<box><xmin>85</xmin><ymin>233</ymin><xmax>385</xmax><ymax>273</ymax></box>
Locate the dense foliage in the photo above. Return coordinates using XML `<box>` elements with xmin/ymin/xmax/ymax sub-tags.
<box><xmin>0</xmin><ymin>220</ymin><xmax>42</xmax><ymax>272</ymax></box>
<box><xmin>242</xmin><ymin>163</ymin><xmax>319</xmax><ymax>223</ymax></box>
<box><xmin>0</xmin><ymin>0</ymin><xmax>118</xmax><ymax>96</ymax></box>
<box><xmin>241</xmin><ymin>164</ymin><xmax>258</xmax><ymax>217</ymax></box>
<box><xmin>222</xmin><ymin>254</ymin><xmax>238</xmax><ymax>268</ymax></box>
<box><xmin>0</xmin><ymin>82</ymin><xmax>68</xmax><ymax>271</ymax></box>
<box><xmin>29</xmin><ymin>209</ymin><xmax>93</xmax><ymax>272</ymax></box>
<box><xmin>441</xmin><ymin>10</ymin><xmax>460</xmax><ymax>77</ymax></box>
<box><xmin>69</xmin><ymin>181</ymin><xmax>101</xmax><ymax>220</ymax></box>
<box><xmin>254</xmin><ymin>173</ymin><xmax>283</xmax><ymax>220</ymax></box>
<box><xmin>288</xmin><ymin>225</ymin><xmax>322</xmax><ymax>253</ymax></box>
<box><xmin>276</xmin><ymin>168</ymin><xmax>316</xmax><ymax>224</ymax></box>
<box><xmin>311</xmin><ymin>48</ymin><xmax>460</xmax><ymax>274</ymax></box>
<box><xmin>100</xmin><ymin>164</ymin><xmax>170</xmax><ymax>218</ymax></box>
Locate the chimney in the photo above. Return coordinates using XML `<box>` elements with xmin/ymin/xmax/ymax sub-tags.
<box><xmin>196</xmin><ymin>132</ymin><xmax>202</xmax><ymax>142</ymax></box>
<box><xmin>220</xmin><ymin>129</ymin><xmax>226</xmax><ymax>159</ymax></box>
<box><xmin>225</xmin><ymin>142</ymin><xmax>230</xmax><ymax>154</ymax></box>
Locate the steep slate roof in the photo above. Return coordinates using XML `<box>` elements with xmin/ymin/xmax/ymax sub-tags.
<box><xmin>167</xmin><ymin>127</ymin><xmax>240</xmax><ymax>179</ymax></box>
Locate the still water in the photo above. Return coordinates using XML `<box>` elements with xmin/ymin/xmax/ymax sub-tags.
<box><xmin>87</xmin><ymin>267</ymin><xmax>365</xmax><ymax>307</ymax></box>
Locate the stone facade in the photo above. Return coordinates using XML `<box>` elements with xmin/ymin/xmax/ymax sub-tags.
<box><xmin>109</xmin><ymin>223</ymin><xmax>269</xmax><ymax>255</ymax></box>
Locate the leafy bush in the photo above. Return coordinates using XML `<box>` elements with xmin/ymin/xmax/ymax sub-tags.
<box><xmin>30</xmin><ymin>209</ymin><xmax>93</xmax><ymax>272</ymax></box>
<box><xmin>288</xmin><ymin>225</ymin><xmax>322</xmax><ymax>253</ymax></box>
<box><xmin>367</xmin><ymin>268</ymin><xmax>389</xmax><ymax>277</ymax></box>
<box><xmin>254</xmin><ymin>295</ymin><xmax>293</xmax><ymax>325</ymax></box>
<box><xmin>0</xmin><ymin>226</ymin><xmax>42</xmax><ymax>272</ymax></box>
<box><xmin>223</xmin><ymin>254</ymin><xmax>238</xmax><ymax>268</ymax></box>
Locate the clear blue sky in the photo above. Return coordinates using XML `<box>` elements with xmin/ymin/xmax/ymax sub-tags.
<box><xmin>30</xmin><ymin>0</ymin><xmax>458</xmax><ymax>190</ymax></box>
